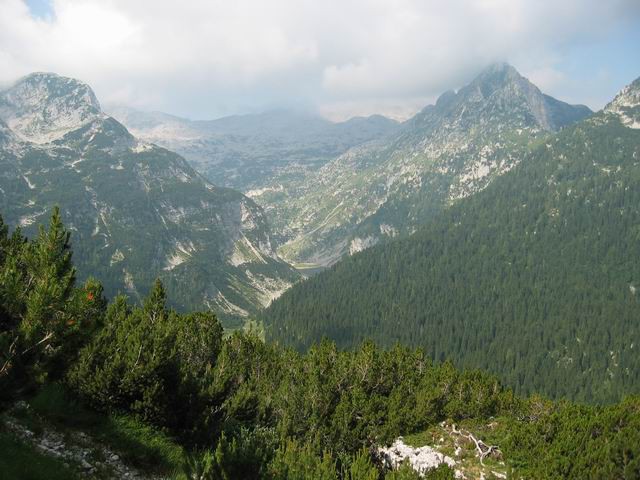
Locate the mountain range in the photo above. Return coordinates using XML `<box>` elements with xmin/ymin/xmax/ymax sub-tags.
<box><xmin>0</xmin><ymin>72</ymin><xmax>299</xmax><ymax>327</ymax></box>
<box><xmin>114</xmin><ymin>64</ymin><xmax>592</xmax><ymax>268</ymax></box>
<box><xmin>262</xmin><ymin>75</ymin><xmax>640</xmax><ymax>402</ymax></box>
<box><xmin>276</xmin><ymin>63</ymin><xmax>592</xmax><ymax>265</ymax></box>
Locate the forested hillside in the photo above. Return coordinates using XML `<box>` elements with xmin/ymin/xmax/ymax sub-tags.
<box><xmin>1</xmin><ymin>211</ymin><xmax>639</xmax><ymax>479</ymax></box>
<box><xmin>263</xmin><ymin>78</ymin><xmax>640</xmax><ymax>403</ymax></box>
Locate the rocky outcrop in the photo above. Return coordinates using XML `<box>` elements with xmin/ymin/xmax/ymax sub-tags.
<box><xmin>3</xmin><ymin>402</ymin><xmax>156</xmax><ymax>479</ymax></box>
<box><xmin>377</xmin><ymin>438</ymin><xmax>461</xmax><ymax>477</ymax></box>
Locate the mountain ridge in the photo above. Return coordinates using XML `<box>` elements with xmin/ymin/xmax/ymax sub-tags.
<box><xmin>275</xmin><ymin>63</ymin><xmax>593</xmax><ymax>265</ymax></box>
<box><xmin>0</xmin><ymin>72</ymin><xmax>299</xmax><ymax>326</ymax></box>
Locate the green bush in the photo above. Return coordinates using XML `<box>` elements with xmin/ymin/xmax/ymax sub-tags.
<box><xmin>67</xmin><ymin>280</ymin><xmax>224</xmax><ymax>442</ymax></box>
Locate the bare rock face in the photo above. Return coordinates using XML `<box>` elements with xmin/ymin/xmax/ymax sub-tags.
<box><xmin>605</xmin><ymin>77</ymin><xmax>640</xmax><ymax>129</ymax></box>
<box><xmin>3</xmin><ymin>402</ymin><xmax>154</xmax><ymax>479</ymax></box>
<box><xmin>0</xmin><ymin>72</ymin><xmax>103</xmax><ymax>143</ymax></box>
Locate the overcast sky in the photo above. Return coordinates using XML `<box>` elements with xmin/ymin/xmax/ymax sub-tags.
<box><xmin>1</xmin><ymin>0</ymin><xmax>640</xmax><ymax>120</ymax></box>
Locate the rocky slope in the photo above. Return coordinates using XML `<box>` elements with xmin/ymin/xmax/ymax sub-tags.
<box><xmin>0</xmin><ymin>72</ymin><xmax>299</xmax><ymax>327</ymax></box>
<box><xmin>110</xmin><ymin>107</ymin><xmax>399</xmax><ymax>247</ymax></box>
<box><xmin>277</xmin><ymin>63</ymin><xmax>592</xmax><ymax>265</ymax></box>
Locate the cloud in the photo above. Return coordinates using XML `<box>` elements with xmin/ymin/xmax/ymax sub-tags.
<box><xmin>1</xmin><ymin>0</ymin><xmax>639</xmax><ymax>119</ymax></box>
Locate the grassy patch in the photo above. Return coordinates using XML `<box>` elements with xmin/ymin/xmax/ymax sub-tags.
<box><xmin>27</xmin><ymin>383</ymin><xmax>185</xmax><ymax>476</ymax></box>
<box><xmin>0</xmin><ymin>431</ymin><xmax>79</xmax><ymax>480</ymax></box>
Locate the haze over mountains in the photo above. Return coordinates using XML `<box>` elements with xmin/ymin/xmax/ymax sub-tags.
<box><xmin>0</xmin><ymin>72</ymin><xmax>299</xmax><ymax>327</ymax></box>
<box><xmin>113</xmin><ymin>64</ymin><xmax>592</xmax><ymax>267</ymax></box>
<box><xmin>109</xmin><ymin>107</ymin><xmax>400</xmax><ymax>193</ymax></box>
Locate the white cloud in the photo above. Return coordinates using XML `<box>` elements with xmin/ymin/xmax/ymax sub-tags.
<box><xmin>0</xmin><ymin>0</ymin><xmax>638</xmax><ymax>119</ymax></box>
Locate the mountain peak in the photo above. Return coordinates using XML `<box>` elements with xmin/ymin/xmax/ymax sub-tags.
<box><xmin>477</xmin><ymin>62</ymin><xmax>521</xmax><ymax>79</ymax></box>
<box><xmin>0</xmin><ymin>72</ymin><xmax>103</xmax><ymax>143</ymax></box>
<box><xmin>415</xmin><ymin>63</ymin><xmax>591</xmax><ymax>133</ymax></box>
<box><xmin>455</xmin><ymin>63</ymin><xmax>591</xmax><ymax>131</ymax></box>
<box><xmin>468</xmin><ymin>62</ymin><xmax>530</xmax><ymax>99</ymax></box>
<box><xmin>604</xmin><ymin>76</ymin><xmax>640</xmax><ymax>129</ymax></box>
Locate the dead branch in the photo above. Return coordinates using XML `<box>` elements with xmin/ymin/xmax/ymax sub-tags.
<box><xmin>450</xmin><ymin>423</ymin><xmax>502</xmax><ymax>466</ymax></box>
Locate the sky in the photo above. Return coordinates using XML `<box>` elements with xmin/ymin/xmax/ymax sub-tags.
<box><xmin>1</xmin><ymin>0</ymin><xmax>639</xmax><ymax>121</ymax></box>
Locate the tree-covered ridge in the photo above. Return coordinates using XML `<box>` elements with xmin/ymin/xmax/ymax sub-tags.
<box><xmin>2</xmin><ymin>210</ymin><xmax>639</xmax><ymax>479</ymax></box>
<box><xmin>0</xmin><ymin>73</ymin><xmax>299</xmax><ymax>327</ymax></box>
<box><xmin>263</xmin><ymin>85</ymin><xmax>640</xmax><ymax>404</ymax></box>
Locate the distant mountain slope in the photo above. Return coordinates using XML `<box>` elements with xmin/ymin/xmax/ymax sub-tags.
<box><xmin>277</xmin><ymin>63</ymin><xmax>592</xmax><ymax>265</ymax></box>
<box><xmin>263</xmin><ymin>76</ymin><xmax>640</xmax><ymax>402</ymax></box>
<box><xmin>109</xmin><ymin>107</ymin><xmax>399</xmax><ymax>189</ymax></box>
<box><xmin>110</xmin><ymin>107</ymin><xmax>399</xmax><ymax>247</ymax></box>
<box><xmin>0</xmin><ymin>73</ymin><xmax>299</xmax><ymax>327</ymax></box>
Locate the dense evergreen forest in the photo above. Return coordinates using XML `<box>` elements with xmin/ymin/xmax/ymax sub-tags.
<box><xmin>263</xmin><ymin>106</ymin><xmax>640</xmax><ymax>404</ymax></box>
<box><xmin>1</xmin><ymin>211</ymin><xmax>640</xmax><ymax>478</ymax></box>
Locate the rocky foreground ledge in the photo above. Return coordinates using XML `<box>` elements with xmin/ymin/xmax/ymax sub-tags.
<box><xmin>376</xmin><ymin>422</ymin><xmax>508</xmax><ymax>479</ymax></box>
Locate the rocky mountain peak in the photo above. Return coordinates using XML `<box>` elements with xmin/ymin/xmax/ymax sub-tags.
<box><xmin>0</xmin><ymin>72</ymin><xmax>104</xmax><ymax>143</ymax></box>
<box><xmin>471</xmin><ymin>62</ymin><xmax>524</xmax><ymax>92</ymax></box>
<box><xmin>604</xmin><ymin>76</ymin><xmax>640</xmax><ymax>129</ymax></box>
<box><xmin>454</xmin><ymin>62</ymin><xmax>591</xmax><ymax>131</ymax></box>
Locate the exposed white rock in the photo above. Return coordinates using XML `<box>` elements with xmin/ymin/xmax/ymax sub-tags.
<box><xmin>0</xmin><ymin>72</ymin><xmax>104</xmax><ymax>144</ymax></box>
<box><xmin>22</xmin><ymin>175</ymin><xmax>36</xmax><ymax>189</ymax></box>
<box><xmin>379</xmin><ymin>223</ymin><xmax>398</xmax><ymax>237</ymax></box>
<box><xmin>131</xmin><ymin>141</ymin><xmax>153</xmax><ymax>153</ymax></box>
<box><xmin>378</xmin><ymin>438</ymin><xmax>461</xmax><ymax>477</ymax></box>
<box><xmin>123</xmin><ymin>269</ymin><xmax>137</xmax><ymax>294</ymax></box>
<box><xmin>349</xmin><ymin>235</ymin><xmax>378</xmax><ymax>255</ymax></box>
<box><xmin>110</xmin><ymin>249</ymin><xmax>125</xmax><ymax>266</ymax></box>
<box><xmin>3</xmin><ymin>403</ymin><xmax>156</xmax><ymax>479</ymax></box>
<box><xmin>19</xmin><ymin>209</ymin><xmax>46</xmax><ymax>227</ymax></box>
<box><xmin>163</xmin><ymin>240</ymin><xmax>197</xmax><ymax>271</ymax></box>
<box><xmin>605</xmin><ymin>80</ymin><xmax>640</xmax><ymax>129</ymax></box>
<box><xmin>211</xmin><ymin>291</ymin><xmax>250</xmax><ymax>317</ymax></box>
<box><xmin>246</xmin><ymin>185</ymin><xmax>284</xmax><ymax>198</ymax></box>
<box><xmin>245</xmin><ymin>270</ymin><xmax>293</xmax><ymax>307</ymax></box>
